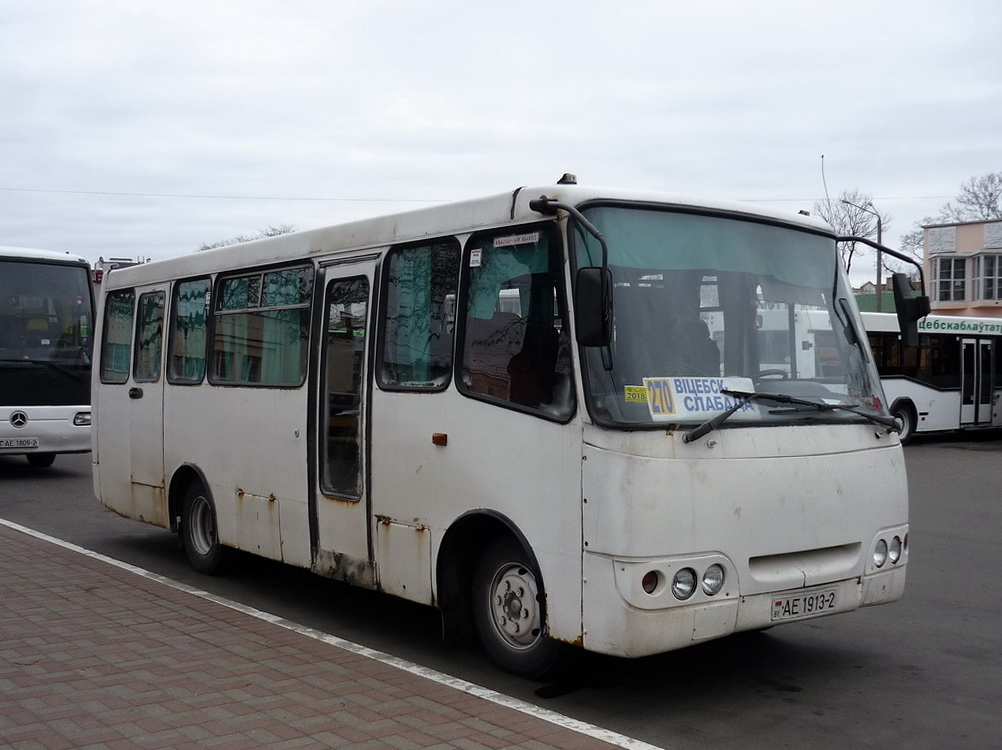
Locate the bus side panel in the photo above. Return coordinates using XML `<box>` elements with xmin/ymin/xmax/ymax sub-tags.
<box><xmin>369</xmin><ymin>391</ymin><xmax>585</xmax><ymax>642</ymax></box>
<box><xmin>880</xmin><ymin>376</ymin><xmax>961</xmax><ymax>434</ymax></box>
<box><xmin>163</xmin><ymin>383</ymin><xmax>313</xmax><ymax>568</ymax></box>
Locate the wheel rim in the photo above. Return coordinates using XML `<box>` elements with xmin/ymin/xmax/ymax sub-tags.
<box><xmin>894</xmin><ymin>408</ymin><xmax>913</xmax><ymax>441</ymax></box>
<box><xmin>487</xmin><ymin>561</ymin><xmax>543</xmax><ymax>650</ymax></box>
<box><xmin>189</xmin><ymin>495</ymin><xmax>216</xmax><ymax>556</ymax></box>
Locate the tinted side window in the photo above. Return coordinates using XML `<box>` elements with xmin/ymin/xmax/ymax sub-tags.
<box><xmin>212</xmin><ymin>265</ymin><xmax>313</xmax><ymax>386</ymax></box>
<box><xmin>100</xmin><ymin>290</ymin><xmax>135</xmax><ymax>384</ymax></box>
<box><xmin>321</xmin><ymin>277</ymin><xmax>369</xmax><ymax>499</ymax></box>
<box><xmin>379</xmin><ymin>240</ymin><xmax>459</xmax><ymax>390</ymax></box>
<box><xmin>134</xmin><ymin>291</ymin><xmax>165</xmax><ymax>382</ymax></box>
<box><xmin>168</xmin><ymin>278</ymin><xmax>210</xmax><ymax>384</ymax></box>
<box><xmin>459</xmin><ymin>227</ymin><xmax>574</xmax><ymax>419</ymax></box>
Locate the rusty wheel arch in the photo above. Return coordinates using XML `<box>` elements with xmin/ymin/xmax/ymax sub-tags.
<box><xmin>168</xmin><ymin>463</ymin><xmax>211</xmax><ymax>534</ymax></box>
<box><xmin>436</xmin><ymin>510</ymin><xmax>541</xmax><ymax>639</ymax></box>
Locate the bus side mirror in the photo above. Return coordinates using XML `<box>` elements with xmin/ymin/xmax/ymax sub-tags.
<box><xmin>892</xmin><ymin>272</ymin><xmax>931</xmax><ymax>348</ymax></box>
<box><xmin>575</xmin><ymin>267</ymin><xmax>613</xmax><ymax>347</ymax></box>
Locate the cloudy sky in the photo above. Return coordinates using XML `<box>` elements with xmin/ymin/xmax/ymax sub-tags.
<box><xmin>3</xmin><ymin>1</ymin><xmax>1000</xmax><ymax>285</ymax></box>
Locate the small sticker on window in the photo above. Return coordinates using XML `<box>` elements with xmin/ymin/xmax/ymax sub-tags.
<box><xmin>624</xmin><ymin>385</ymin><xmax>648</xmax><ymax>403</ymax></box>
<box><xmin>470</xmin><ymin>248</ymin><xmax>482</xmax><ymax>268</ymax></box>
<box><xmin>494</xmin><ymin>232</ymin><xmax>540</xmax><ymax>248</ymax></box>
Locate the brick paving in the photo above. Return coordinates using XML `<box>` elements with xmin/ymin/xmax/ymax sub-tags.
<box><xmin>0</xmin><ymin>523</ymin><xmax>644</xmax><ymax>750</ymax></box>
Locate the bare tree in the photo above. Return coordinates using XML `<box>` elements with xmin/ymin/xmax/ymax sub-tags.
<box><xmin>897</xmin><ymin>171</ymin><xmax>1002</xmax><ymax>267</ymax></box>
<box><xmin>937</xmin><ymin>172</ymin><xmax>1002</xmax><ymax>222</ymax></box>
<box><xmin>813</xmin><ymin>189</ymin><xmax>891</xmax><ymax>273</ymax></box>
<box><xmin>198</xmin><ymin>224</ymin><xmax>296</xmax><ymax>252</ymax></box>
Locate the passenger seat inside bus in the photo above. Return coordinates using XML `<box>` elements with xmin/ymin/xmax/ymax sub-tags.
<box><xmin>464</xmin><ymin>311</ymin><xmax>524</xmax><ymax>399</ymax></box>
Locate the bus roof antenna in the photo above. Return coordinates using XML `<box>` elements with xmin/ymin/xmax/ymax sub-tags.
<box><xmin>557</xmin><ymin>173</ymin><xmax>577</xmax><ymax>185</ymax></box>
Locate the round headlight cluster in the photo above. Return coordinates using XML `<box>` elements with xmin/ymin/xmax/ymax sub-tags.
<box><xmin>671</xmin><ymin>568</ymin><xmax>697</xmax><ymax>600</ymax></box>
<box><xmin>873</xmin><ymin>534</ymin><xmax>906</xmax><ymax>568</ymax></box>
<box><xmin>667</xmin><ymin>564</ymin><xmax>726</xmax><ymax>600</ymax></box>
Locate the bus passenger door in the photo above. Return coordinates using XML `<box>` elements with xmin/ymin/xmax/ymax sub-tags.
<box><xmin>98</xmin><ymin>284</ymin><xmax>167</xmax><ymax>524</ymax></box>
<box><xmin>311</xmin><ymin>265</ymin><xmax>375</xmax><ymax>585</ymax></box>
<box><xmin>961</xmin><ymin>338</ymin><xmax>993</xmax><ymax>426</ymax></box>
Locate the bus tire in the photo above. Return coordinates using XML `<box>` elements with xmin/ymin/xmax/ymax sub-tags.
<box><xmin>181</xmin><ymin>481</ymin><xmax>226</xmax><ymax>574</ymax></box>
<box><xmin>473</xmin><ymin>535</ymin><xmax>562</xmax><ymax>678</ymax></box>
<box><xmin>26</xmin><ymin>452</ymin><xmax>55</xmax><ymax>468</ymax></box>
<box><xmin>891</xmin><ymin>402</ymin><xmax>917</xmax><ymax>445</ymax></box>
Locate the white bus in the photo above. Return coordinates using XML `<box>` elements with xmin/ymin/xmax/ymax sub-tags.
<box><xmin>93</xmin><ymin>181</ymin><xmax>917</xmax><ymax>676</ymax></box>
<box><xmin>864</xmin><ymin>311</ymin><xmax>1002</xmax><ymax>442</ymax></box>
<box><xmin>1</xmin><ymin>246</ymin><xmax>94</xmax><ymax>467</ymax></box>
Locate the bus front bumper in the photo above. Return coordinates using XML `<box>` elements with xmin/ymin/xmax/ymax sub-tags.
<box><xmin>579</xmin><ymin>552</ymin><xmax>907</xmax><ymax>659</ymax></box>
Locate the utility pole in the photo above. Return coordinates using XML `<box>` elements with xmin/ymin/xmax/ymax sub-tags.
<box><xmin>842</xmin><ymin>200</ymin><xmax>883</xmax><ymax>311</ymax></box>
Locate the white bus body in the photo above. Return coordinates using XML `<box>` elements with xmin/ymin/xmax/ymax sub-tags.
<box><xmin>93</xmin><ymin>184</ymin><xmax>909</xmax><ymax>675</ymax></box>
<box><xmin>1</xmin><ymin>246</ymin><xmax>94</xmax><ymax>467</ymax></box>
<box><xmin>863</xmin><ymin>311</ymin><xmax>1002</xmax><ymax>442</ymax></box>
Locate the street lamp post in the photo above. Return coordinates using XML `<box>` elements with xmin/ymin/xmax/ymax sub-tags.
<box><xmin>842</xmin><ymin>199</ymin><xmax>883</xmax><ymax>311</ymax></box>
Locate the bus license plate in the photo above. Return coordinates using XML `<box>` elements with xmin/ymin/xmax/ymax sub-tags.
<box><xmin>771</xmin><ymin>588</ymin><xmax>838</xmax><ymax>621</ymax></box>
<box><xmin>0</xmin><ymin>437</ymin><xmax>39</xmax><ymax>449</ymax></box>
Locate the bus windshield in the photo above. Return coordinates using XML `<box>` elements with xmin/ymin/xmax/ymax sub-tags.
<box><xmin>0</xmin><ymin>259</ymin><xmax>93</xmax><ymax>403</ymax></box>
<box><xmin>575</xmin><ymin>205</ymin><xmax>886</xmax><ymax>429</ymax></box>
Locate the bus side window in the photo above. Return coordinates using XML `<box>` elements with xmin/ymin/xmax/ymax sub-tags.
<box><xmin>322</xmin><ymin>277</ymin><xmax>369</xmax><ymax>499</ymax></box>
<box><xmin>100</xmin><ymin>289</ymin><xmax>136</xmax><ymax>384</ymax></box>
<box><xmin>134</xmin><ymin>291</ymin><xmax>165</xmax><ymax>383</ymax></box>
<box><xmin>211</xmin><ymin>265</ymin><xmax>313</xmax><ymax>386</ymax></box>
<box><xmin>378</xmin><ymin>240</ymin><xmax>459</xmax><ymax>390</ymax></box>
<box><xmin>460</xmin><ymin>228</ymin><xmax>573</xmax><ymax>419</ymax></box>
<box><xmin>168</xmin><ymin>278</ymin><xmax>210</xmax><ymax>384</ymax></box>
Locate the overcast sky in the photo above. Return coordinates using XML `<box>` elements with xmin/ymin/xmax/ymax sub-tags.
<box><xmin>3</xmin><ymin>1</ymin><xmax>1000</xmax><ymax>285</ymax></box>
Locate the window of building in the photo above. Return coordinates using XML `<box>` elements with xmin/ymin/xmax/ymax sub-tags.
<box><xmin>974</xmin><ymin>254</ymin><xmax>1002</xmax><ymax>301</ymax></box>
<box><xmin>168</xmin><ymin>278</ymin><xmax>210</xmax><ymax>384</ymax></box>
<box><xmin>99</xmin><ymin>290</ymin><xmax>135</xmax><ymax>383</ymax></box>
<box><xmin>211</xmin><ymin>265</ymin><xmax>313</xmax><ymax>386</ymax></box>
<box><xmin>934</xmin><ymin>257</ymin><xmax>966</xmax><ymax>302</ymax></box>
<box><xmin>378</xmin><ymin>240</ymin><xmax>459</xmax><ymax>390</ymax></box>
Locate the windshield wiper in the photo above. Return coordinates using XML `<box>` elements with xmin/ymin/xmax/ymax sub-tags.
<box><xmin>683</xmin><ymin>388</ymin><xmax>898</xmax><ymax>443</ymax></box>
<box><xmin>0</xmin><ymin>357</ymin><xmax>86</xmax><ymax>382</ymax></box>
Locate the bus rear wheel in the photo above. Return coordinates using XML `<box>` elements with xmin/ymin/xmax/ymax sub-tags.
<box><xmin>26</xmin><ymin>453</ymin><xmax>55</xmax><ymax>468</ymax></box>
<box><xmin>181</xmin><ymin>482</ymin><xmax>226</xmax><ymax>574</ymax></box>
<box><xmin>892</xmin><ymin>402</ymin><xmax>917</xmax><ymax>445</ymax></box>
<box><xmin>473</xmin><ymin>536</ymin><xmax>562</xmax><ymax>678</ymax></box>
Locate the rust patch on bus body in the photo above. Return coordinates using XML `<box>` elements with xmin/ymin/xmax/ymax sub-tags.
<box><xmin>129</xmin><ymin>480</ymin><xmax>169</xmax><ymax>527</ymax></box>
<box><xmin>312</xmin><ymin>547</ymin><xmax>376</xmax><ymax>588</ymax></box>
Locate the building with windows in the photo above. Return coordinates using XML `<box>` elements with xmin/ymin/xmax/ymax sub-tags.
<box><xmin>925</xmin><ymin>219</ymin><xmax>1002</xmax><ymax>316</ymax></box>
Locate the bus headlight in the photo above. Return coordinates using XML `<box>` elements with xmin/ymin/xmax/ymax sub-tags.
<box><xmin>873</xmin><ymin>538</ymin><xmax>888</xmax><ymax>568</ymax></box>
<box><xmin>701</xmin><ymin>564</ymin><xmax>726</xmax><ymax>596</ymax></box>
<box><xmin>641</xmin><ymin>570</ymin><xmax>660</xmax><ymax>594</ymax></box>
<box><xmin>888</xmin><ymin>536</ymin><xmax>903</xmax><ymax>564</ymax></box>
<box><xmin>74</xmin><ymin>412</ymin><xmax>91</xmax><ymax>426</ymax></box>
<box><xmin>671</xmin><ymin>568</ymin><xmax>697</xmax><ymax>600</ymax></box>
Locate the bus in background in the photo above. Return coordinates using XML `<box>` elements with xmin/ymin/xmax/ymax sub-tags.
<box><xmin>93</xmin><ymin>180</ymin><xmax>922</xmax><ymax>677</ymax></box>
<box><xmin>0</xmin><ymin>246</ymin><xmax>94</xmax><ymax>467</ymax></box>
<box><xmin>863</xmin><ymin>311</ymin><xmax>1002</xmax><ymax>443</ymax></box>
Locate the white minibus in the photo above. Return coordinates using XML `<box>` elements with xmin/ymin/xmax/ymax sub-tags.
<box><xmin>93</xmin><ymin>181</ymin><xmax>919</xmax><ymax>676</ymax></box>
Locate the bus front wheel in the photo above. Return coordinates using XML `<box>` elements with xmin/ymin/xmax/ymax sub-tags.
<box><xmin>473</xmin><ymin>536</ymin><xmax>562</xmax><ymax>678</ymax></box>
<box><xmin>181</xmin><ymin>482</ymin><xmax>226</xmax><ymax>574</ymax></box>
<box><xmin>26</xmin><ymin>453</ymin><xmax>55</xmax><ymax>468</ymax></box>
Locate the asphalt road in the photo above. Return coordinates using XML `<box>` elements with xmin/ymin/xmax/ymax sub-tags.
<box><xmin>1</xmin><ymin>434</ymin><xmax>999</xmax><ymax>750</ymax></box>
